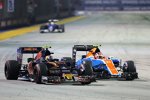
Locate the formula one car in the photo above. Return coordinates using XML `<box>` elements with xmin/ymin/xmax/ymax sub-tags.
<box><xmin>4</xmin><ymin>47</ymin><xmax>94</xmax><ymax>85</ymax></box>
<box><xmin>40</xmin><ymin>19</ymin><xmax>65</xmax><ymax>33</ymax></box>
<box><xmin>72</xmin><ymin>45</ymin><xmax>138</xmax><ymax>80</ymax></box>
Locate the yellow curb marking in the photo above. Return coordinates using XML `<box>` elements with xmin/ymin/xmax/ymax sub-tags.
<box><xmin>0</xmin><ymin>16</ymin><xmax>85</xmax><ymax>41</ymax></box>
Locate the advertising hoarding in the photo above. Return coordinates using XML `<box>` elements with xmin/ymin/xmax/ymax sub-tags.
<box><xmin>7</xmin><ymin>0</ymin><xmax>14</xmax><ymax>12</ymax></box>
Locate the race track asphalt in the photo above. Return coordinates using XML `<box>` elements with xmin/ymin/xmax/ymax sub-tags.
<box><xmin>0</xmin><ymin>12</ymin><xmax>150</xmax><ymax>100</ymax></box>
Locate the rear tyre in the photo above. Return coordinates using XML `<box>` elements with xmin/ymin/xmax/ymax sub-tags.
<box><xmin>82</xmin><ymin>60</ymin><xmax>93</xmax><ymax>76</ymax></box>
<box><xmin>34</xmin><ymin>63</ymin><xmax>47</xmax><ymax>84</ymax></box>
<box><xmin>4</xmin><ymin>60</ymin><xmax>20</xmax><ymax>80</ymax></box>
<box><xmin>27</xmin><ymin>58</ymin><xmax>34</xmax><ymax>63</ymax></box>
<box><xmin>80</xmin><ymin>60</ymin><xmax>93</xmax><ymax>85</ymax></box>
<box><xmin>40</xmin><ymin>25</ymin><xmax>48</xmax><ymax>33</ymax></box>
<box><xmin>61</xmin><ymin>57</ymin><xmax>73</xmax><ymax>68</ymax></box>
<box><xmin>40</xmin><ymin>31</ymin><xmax>44</xmax><ymax>33</ymax></box>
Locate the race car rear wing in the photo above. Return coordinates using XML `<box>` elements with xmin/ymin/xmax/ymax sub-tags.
<box><xmin>72</xmin><ymin>45</ymin><xmax>99</xmax><ymax>66</ymax></box>
<box><xmin>17</xmin><ymin>47</ymin><xmax>42</xmax><ymax>64</ymax></box>
<box><xmin>48</xmin><ymin>19</ymin><xmax>59</xmax><ymax>22</ymax></box>
<box><xmin>17</xmin><ymin>47</ymin><xmax>42</xmax><ymax>54</ymax></box>
<box><xmin>73</xmin><ymin>45</ymin><xmax>98</xmax><ymax>51</ymax></box>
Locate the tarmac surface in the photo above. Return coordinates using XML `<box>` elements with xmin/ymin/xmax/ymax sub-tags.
<box><xmin>0</xmin><ymin>12</ymin><xmax>150</xmax><ymax>100</ymax></box>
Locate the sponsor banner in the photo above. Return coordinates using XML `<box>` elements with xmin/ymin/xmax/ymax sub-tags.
<box><xmin>7</xmin><ymin>0</ymin><xmax>14</xmax><ymax>12</ymax></box>
<box><xmin>84</xmin><ymin>0</ymin><xmax>102</xmax><ymax>4</ymax></box>
<box><xmin>0</xmin><ymin>1</ymin><xmax>3</xmax><ymax>9</ymax></box>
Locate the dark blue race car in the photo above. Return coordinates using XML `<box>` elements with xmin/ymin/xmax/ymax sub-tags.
<box><xmin>4</xmin><ymin>47</ymin><xmax>95</xmax><ymax>85</ymax></box>
<box><xmin>40</xmin><ymin>19</ymin><xmax>65</xmax><ymax>33</ymax></box>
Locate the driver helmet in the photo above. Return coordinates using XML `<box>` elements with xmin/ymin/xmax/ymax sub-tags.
<box><xmin>45</xmin><ymin>55</ymin><xmax>53</xmax><ymax>61</ymax></box>
<box><xmin>94</xmin><ymin>52</ymin><xmax>104</xmax><ymax>59</ymax></box>
<box><xmin>51</xmin><ymin>21</ymin><xmax>55</xmax><ymax>25</ymax></box>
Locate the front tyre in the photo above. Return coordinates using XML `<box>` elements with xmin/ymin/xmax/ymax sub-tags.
<box><xmin>122</xmin><ymin>61</ymin><xmax>138</xmax><ymax>80</ymax></box>
<box><xmin>59</xmin><ymin>25</ymin><xmax>65</xmax><ymax>33</ymax></box>
<box><xmin>81</xmin><ymin>82</ymin><xmax>91</xmax><ymax>85</ymax></box>
<box><xmin>40</xmin><ymin>25</ymin><xmax>48</xmax><ymax>33</ymax></box>
<box><xmin>34</xmin><ymin>63</ymin><xmax>47</xmax><ymax>84</ymax></box>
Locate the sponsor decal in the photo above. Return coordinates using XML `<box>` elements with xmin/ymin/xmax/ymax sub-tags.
<box><xmin>0</xmin><ymin>2</ymin><xmax>3</xmax><ymax>9</ymax></box>
<box><xmin>23</xmin><ymin>47</ymin><xmax>37</xmax><ymax>51</ymax></box>
<box><xmin>7</xmin><ymin>0</ymin><xmax>14</xmax><ymax>12</ymax></box>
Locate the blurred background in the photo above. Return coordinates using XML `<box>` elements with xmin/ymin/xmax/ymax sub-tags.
<box><xmin>0</xmin><ymin>0</ymin><xmax>150</xmax><ymax>30</ymax></box>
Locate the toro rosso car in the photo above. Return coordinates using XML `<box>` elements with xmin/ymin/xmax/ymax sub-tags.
<box><xmin>4</xmin><ymin>47</ymin><xmax>95</xmax><ymax>85</ymax></box>
<box><xmin>40</xmin><ymin>19</ymin><xmax>65</xmax><ymax>33</ymax></box>
<box><xmin>73</xmin><ymin>45</ymin><xmax>138</xmax><ymax>80</ymax></box>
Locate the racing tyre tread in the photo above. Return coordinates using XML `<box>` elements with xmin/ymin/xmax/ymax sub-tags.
<box><xmin>126</xmin><ymin>61</ymin><xmax>136</xmax><ymax>72</ymax></box>
<box><xmin>61</xmin><ymin>57</ymin><xmax>73</xmax><ymax>68</ymax></box>
<box><xmin>81</xmin><ymin>82</ymin><xmax>91</xmax><ymax>85</ymax></box>
<box><xmin>59</xmin><ymin>25</ymin><xmax>65</xmax><ymax>33</ymax></box>
<box><xmin>34</xmin><ymin>63</ymin><xmax>47</xmax><ymax>84</ymax></box>
<box><xmin>4</xmin><ymin>60</ymin><xmax>20</xmax><ymax>80</ymax></box>
<box><xmin>123</xmin><ymin>60</ymin><xmax>137</xmax><ymax>80</ymax></box>
<box><xmin>82</xmin><ymin>60</ymin><xmax>93</xmax><ymax>76</ymax></box>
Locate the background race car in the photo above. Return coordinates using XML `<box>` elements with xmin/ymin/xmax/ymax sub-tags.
<box><xmin>40</xmin><ymin>19</ymin><xmax>65</xmax><ymax>33</ymax></box>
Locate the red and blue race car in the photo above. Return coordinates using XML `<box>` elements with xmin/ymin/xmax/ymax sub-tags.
<box><xmin>4</xmin><ymin>46</ymin><xmax>95</xmax><ymax>85</ymax></box>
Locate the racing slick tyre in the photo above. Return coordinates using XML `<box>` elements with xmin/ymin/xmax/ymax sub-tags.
<box><xmin>81</xmin><ymin>82</ymin><xmax>91</xmax><ymax>85</ymax></box>
<box><xmin>61</xmin><ymin>57</ymin><xmax>73</xmax><ymax>68</ymax></box>
<box><xmin>82</xmin><ymin>60</ymin><xmax>93</xmax><ymax>76</ymax></box>
<box><xmin>40</xmin><ymin>25</ymin><xmax>45</xmax><ymax>33</ymax></box>
<box><xmin>4</xmin><ymin>60</ymin><xmax>20</xmax><ymax>80</ymax></box>
<box><xmin>61</xmin><ymin>27</ymin><xmax>65</xmax><ymax>33</ymax></box>
<box><xmin>59</xmin><ymin>25</ymin><xmax>65</xmax><ymax>33</ymax></box>
<box><xmin>34</xmin><ymin>63</ymin><xmax>47</xmax><ymax>84</ymax></box>
<box><xmin>27</xmin><ymin>58</ymin><xmax>34</xmax><ymax>63</ymax></box>
<box><xmin>122</xmin><ymin>61</ymin><xmax>138</xmax><ymax>80</ymax></box>
<box><xmin>101</xmin><ymin>70</ymin><xmax>111</xmax><ymax>79</ymax></box>
<box><xmin>78</xmin><ymin>60</ymin><xmax>94</xmax><ymax>85</ymax></box>
<box><xmin>40</xmin><ymin>25</ymin><xmax>48</xmax><ymax>33</ymax></box>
